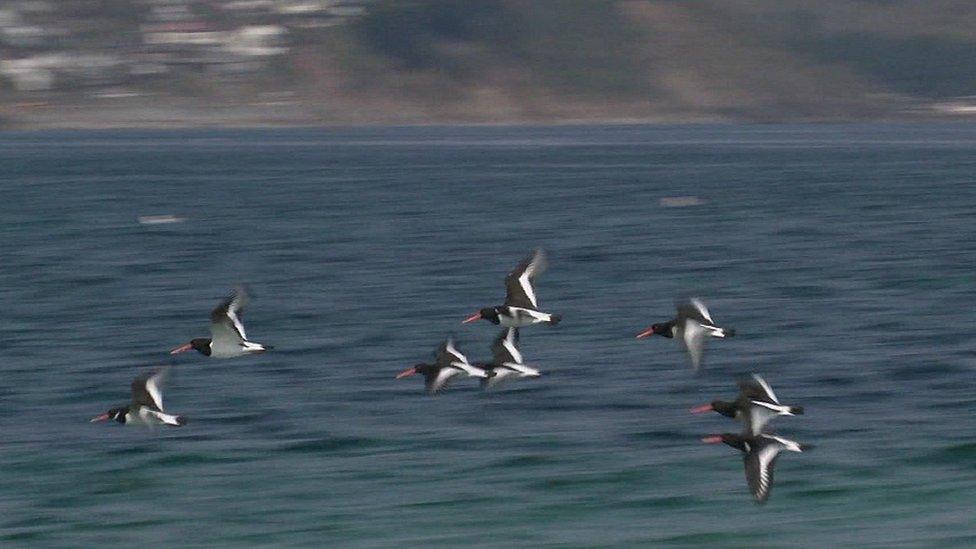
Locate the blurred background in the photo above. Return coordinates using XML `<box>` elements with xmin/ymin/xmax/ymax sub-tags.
<box><xmin>1</xmin><ymin>0</ymin><xmax>975</xmax><ymax>129</ymax></box>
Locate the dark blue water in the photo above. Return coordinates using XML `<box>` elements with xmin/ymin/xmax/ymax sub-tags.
<box><xmin>1</xmin><ymin>124</ymin><xmax>974</xmax><ymax>546</ymax></box>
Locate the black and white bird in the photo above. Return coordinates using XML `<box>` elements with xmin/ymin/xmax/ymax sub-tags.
<box><xmin>396</xmin><ymin>337</ymin><xmax>489</xmax><ymax>395</ymax></box>
<box><xmin>691</xmin><ymin>374</ymin><xmax>804</xmax><ymax>435</ymax></box>
<box><xmin>701</xmin><ymin>433</ymin><xmax>812</xmax><ymax>504</ymax></box>
<box><xmin>463</xmin><ymin>249</ymin><xmax>561</xmax><ymax>328</ymax></box>
<box><xmin>171</xmin><ymin>285</ymin><xmax>272</xmax><ymax>358</ymax></box>
<box><xmin>635</xmin><ymin>297</ymin><xmax>735</xmax><ymax>370</ymax></box>
<box><xmin>480</xmin><ymin>328</ymin><xmax>541</xmax><ymax>390</ymax></box>
<box><xmin>90</xmin><ymin>369</ymin><xmax>187</xmax><ymax>427</ymax></box>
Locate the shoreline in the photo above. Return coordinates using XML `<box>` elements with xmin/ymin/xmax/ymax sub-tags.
<box><xmin>1</xmin><ymin>113</ymin><xmax>971</xmax><ymax>133</ymax></box>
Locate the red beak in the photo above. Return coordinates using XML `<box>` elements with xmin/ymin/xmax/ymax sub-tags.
<box><xmin>462</xmin><ymin>312</ymin><xmax>482</xmax><ymax>324</ymax></box>
<box><xmin>90</xmin><ymin>413</ymin><xmax>110</xmax><ymax>423</ymax></box>
<box><xmin>170</xmin><ymin>343</ymin><xmax>193</xmax><ymax>355</ymax></box>
<box><xmin>396</xmin><ymin>367</ymin><xmax>417</xmax><ymax>379</ymax></box>
<box><xmin>690</xmin><ymin>404</ymin><xmax>714</xmax><ymax>414</ymax></box>
<box><xmin>701</xmin><ymin>435</ymin><xmax>723</xmax><ymax>444</ymax></box>
<box><xmin>635</xmin><ymin>327</ymin><xmax>656</xmax><ymax>339</ymax></box>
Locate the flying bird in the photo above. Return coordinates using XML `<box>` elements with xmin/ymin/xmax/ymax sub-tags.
<box><xmin>636</xmin><ymin>297</ymin><xmax>734</xmax><ymax>370</ymax></box>
<box><xmin>396</xmin><ymin>337</ymin><xmax>489</xmax><ymax>395</ymax></box>
<box><xmin>171</xmin><ymin>285</ymin><xmax>272</xmax><ymax>358</ymax></box>
<box><xmin>463</xmin><ymin>249</ymin><xmax>561</xmax><ymax>328</ymax></box>
<box><xmin>90</xmin><ymin>369</ymin><xmax>186</xmax><ymax>427</ymax></box>
<box><xmin>691</xmin><ymin>374</ymin><xmax>804</xmax><ymax>435</ymax></box>
<box><xmin>701</xmin><ymin>433</ymin><xmax>812</xmax><ymax>504</ymax></box>
<box><xmin>480</xmin><ymin>328</ymin><xmax>542</xmax><ymax>390</ymax></box>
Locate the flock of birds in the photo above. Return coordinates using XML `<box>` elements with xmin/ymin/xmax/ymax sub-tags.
<box><xmin>396</xmin><ymin>249</ymin><xmax>557</xmax><ymax>393</ymax></box>
<box><xmin>90</xmin><ymin>286</ymin><xmax>271</xmax><ymax>426</ymax></box>
<box><xmin>90</xmin><ymin>249</ymin><xmax>810</xmax><ymax>504</ymax></box>
<box><xmin>694</xmin><ymin>376</ymin><xmax>810</xmax><ymax>503</ymax></box>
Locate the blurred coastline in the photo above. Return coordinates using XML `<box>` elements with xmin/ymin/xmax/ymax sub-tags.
<box><xmin>1</xmin><ymin>1</ymin><xmax>975</xmax><ymax>130</ymax></box>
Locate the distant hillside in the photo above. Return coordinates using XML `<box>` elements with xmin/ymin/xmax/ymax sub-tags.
<box><xmin>297</xmin><ymin>0</ymin><xmax>974</xmax><ymax>122</ymax></box>
<box><xmin>2</xmin><ymin>0</ymin><xmax>975</xmax><ymax>128</ymax></box>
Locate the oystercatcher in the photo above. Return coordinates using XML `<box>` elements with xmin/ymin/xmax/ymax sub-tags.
<box><xmin>397</xmin><ymin>337</ymin><xmax>489</xmax><ymax>394</ymax></box>
<box><xmin>691</xmin><ymin>374</ymin><xmax>804</xmax><ymax>435</ymax></box>
<box><xmin>636</xmin><ymin>297</ymin><xmax>734</xmax><ymax>370</ymax></box>
<box><xmin>701</xmin><ymin>433</ymin><xmax>812</xmax><ymax>504</ymax></box>
<box><xmin>91</xmin><ymin>369</ymin><xmax>187</xmax><ymax>427</ymax></box>
<box><xmin>481</xmin><ymin>328</ymin><xmax>541</xmax><ymax>390</ymax></box>
<box><xmin>170</xmin><ymin>285</ymin><xmax>272</xmax><ymax>358</ymax></box>
<box><xmin>463</xmin><ymin>249</ymin><xmax>561</xmax><ymax>328</ymax></box>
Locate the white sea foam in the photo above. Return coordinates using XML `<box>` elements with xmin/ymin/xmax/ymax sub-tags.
<box><xmin>138</xmin><ymin>215</ymin><xmax>186</xmax><ymax>225</ymax></box>
<box><xmin>659</xmin><ymin>196</ymin><xmax>706</xmax><ymax>207</ymax></box>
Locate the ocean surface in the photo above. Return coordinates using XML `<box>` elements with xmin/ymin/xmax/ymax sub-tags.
<box><xmin>0</xmin><ymin>124</ymin><xmax>974</xmax><ymax>547</ymax></box>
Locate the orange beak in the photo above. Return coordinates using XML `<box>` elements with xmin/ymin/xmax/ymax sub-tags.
<box><xmin>90</xmin><ymin>413</ymin><xmax>110</xmax><ymax>423</ymax></box>
<box><xmin>462</xmin><ymin>312</ymin><xmax>481</xmax><ymax>324</ymax></box>
<box><xmin>170</xmin><ymin>343</ymin><xmax>193</xmax><ymax>354</ymax></box>
<box><xmin>396</xmin><ymin>367</ymin><xmax>417</xmax><ymax>379</ymax></box>
<box><xmin>635</xmin><ymin>327</ymin><xmax>656</xmax><ymax>339</ymax></box>
<box><xmin>690</xmin><ymin>404</ymin><xmax>714</xmax><ymax>414</ymax></box>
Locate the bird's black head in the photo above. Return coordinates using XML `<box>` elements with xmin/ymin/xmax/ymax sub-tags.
<box><xmin>190</xmin><ymin>338</ymin><xmax>211</xmax><ymax>355</ymax></box>
<box><xmin>109</xmin><ymin>407</ymin><xmax>128</xmax><ymax>423</ymax></box>
<box><xmin>397</xmin><ymin>363</ymin><xmax>432</xmax><ymax>379</ymax></box>
<box><xmin>712</xmin><ymin>401</ymin><xmax>738</xmax><ymax>418</ymax></box>
<box><xmin>702</xmin><ymin>433</ymin><xmax>748</xmax><ymax>451</ymax></box>
<box><xmin>462</xmin><ymin>307</ymin><xmax>501</xmax><ymax>325</ymax></box>
<box><xmin>170</xmin><ymin>338</ymin><xmax>212</xmax><ymax>356</ymax></box>
<box><xmin>480</xmin><ymin>307</ymin><xmax>501</xmax><ymax>324</ymax></box>
<box><xmin>636</xmin><ymin>320</ymin><xmax>675</xmax><ymax>339</ymax></box>
<box><xmin>652</xmin><ymin>322</ymin><xmax>674</xmax><ymax>338</ymax></box>
<box><xmin>92</xmin><ymin>406</ymin><xmax>129</xmax><ymax>424</ymax></box>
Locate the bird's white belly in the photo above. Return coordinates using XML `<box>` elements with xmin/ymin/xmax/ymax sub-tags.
<box><xmin>484</xmin><ymin>368</ymin><xmax>520</xmax><ymax>389</ymax></box>
<box><xmin>210</xmin><ymin>340</ymin><xmax>245</xmax><ymax>358</ymax></box>
<box><xmin>130</xmin><ymin>408</ymin><xmax>163</xmax><ymax>427</ymax></box>
<box><xmin>502</xmin><ymin>308</ymin><xmax>550</xmax><ymax>327</ymax></box>
<box><xmin>500</xmin><ymin>316</ymin><xmax>528</xmax><ymax>328</ymax></box>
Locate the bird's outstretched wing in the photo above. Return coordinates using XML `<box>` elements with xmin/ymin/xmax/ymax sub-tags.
<box><xmin>682</xmin><ymin>319</ymin><xmax>707</xmax><ymax>371</ymax></box>
<box><xmin>210</xmin><ymin>285</ymin><xmax>250</xmax><ymax>341</ymax></box>
<box><xmin>435</xmin><ymin>337</ymin><xmax>470</xmax><ymax>368</ymax></box>
<box><xmin>738</xmin><ymin>374</ymin><xmax>780</xmax><ymax>404</ymax></box>
<box><xmin>490</xmin><ymin>328</ymin><xmax>522</xmax><ymax>365</ymax></box>
<box><xmin>425</xmin><ymin>367</ymin><xmax>460</xmax><ymax>394</ymax></box>
<box><xmin>676</xmin><ymin>297</ymin><xmax>715</xmax><ymax>326</ymax></box>
<box><xmin>744</xmin><ymin>441</ymin><xmax>780</xmax><ymax>504</ymax></box>
<box><xmin>131</xmin><ymin>369</ymin><xmax>167</xmax><ymax>411</ymax></box>
<box><xmin>504</xmin><ymin>250</ymin><xmax>548</xmax><ymax>309</ymax></box>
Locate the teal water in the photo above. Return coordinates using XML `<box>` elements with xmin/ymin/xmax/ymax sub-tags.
<box><xmin>0</xmin><ymin>124</ymin><xmax>974</xmax><ymax>547</ymax></box>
